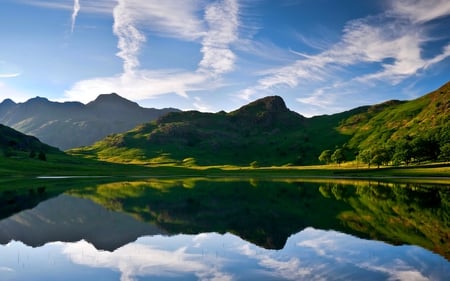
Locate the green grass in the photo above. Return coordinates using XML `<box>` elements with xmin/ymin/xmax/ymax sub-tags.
<box><xmin>2</xmin><ymin>150</ymin><xmax>449</xmax><ymax>182</ymax></box>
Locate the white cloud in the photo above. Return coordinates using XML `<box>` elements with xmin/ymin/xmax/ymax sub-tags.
<box><xmin>0</xmin><ymin>60</ymin><xmax>22</xmax><ymax>79</ymax></box>
<box><xmin>0</xmin><ymin>266</ymin><xmax>14</xmax><ymax>272</ymax></box>
<box><xmin>19</xmin><ymin>0</ymin><xmax>114</xmax><ymax>14</ymax></box>
<box><xmin>64</xmin><ymin>70</ymin><xmax>211</xmax><ymax>103</ymax></box>
<box><xmin>121</xmin><ymin>0</ymin><xmax>205</xmax><ymax>41</ymax></box>
<box><xmin>199</xmin><ymin>0</ymin><xmax>239</xmax><ymax>75</ymax></box>
<box><xmin>71</xmin><ymin>0</ymin><xmax>80</xmax><ymax>33</ymax></box>
<box><xmin>113</xmin><ymin>0</ymin><xmax>147</xmax><ymax>74</ymax></box>
<box><xmin>238</xmin><ymin>0</ymin><xmax>450</xmax><ymax>106</ymax></box>
<box><xmin>391</xmin><ymin>0</ymin><xmax>450</xmax><ymax>23</ymax></box>
<box><xmin>0</xmin><ymin>73</ymin><xmax>20</xmax><ymax>79</ymax></box>
<box><xmin>64</xmin><ymin>0</ymin><xmax>240</xmax><ymax>105</ymax></box>
<box><xmin>63</xmin><ymin>236</ymin><xmax>232</xmax><ymax>281</ymax></box>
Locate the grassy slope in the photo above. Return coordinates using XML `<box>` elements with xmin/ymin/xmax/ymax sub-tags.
<box><xmin>339</xmin><ymin>82</ymin><xmax>450</xmax><ymax>150</ymax></box>
<box><xmin>3</xmin><ymin>111</ymin><xmax>446</xmax><ymax>179</ymax></box>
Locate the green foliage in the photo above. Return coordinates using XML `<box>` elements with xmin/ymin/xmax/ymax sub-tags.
<box><xmin>38</xmin><ymin>151</ymin><xmax>47</xmax><ymax>161</ymax></box>
<box><xmin>318</xmin><ymin>149</ymin><xmax>332</xmax><ymax>164</ymax></box>
<box><xmin>440</xmin><ymin>143</ymin><xmax>450</xmax><ymax>162</ymax></box>
<box><xmin>360</xmin><ymin>146</ymin><xmax>391</xmax><ymax>168</ymax></box>
<box><xmin>331</xmin><ymin>148</ymin><xmax>345</xmax><ymax>166</ymax></box>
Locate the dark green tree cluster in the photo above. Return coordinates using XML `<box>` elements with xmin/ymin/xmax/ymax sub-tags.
<box><xmin>318</xmin><ymin>125</ymin><xmax>450</xmax><ymax>167</ymax></box>
<box><xmin>318</xmin><ymin>148</ymin><xmax>346</xmax><ymax>166</ymax></box>
<box><xmin>358</xmin><ymin>130</ymin><xmax>449</xmax><ymax>167</ymax></box>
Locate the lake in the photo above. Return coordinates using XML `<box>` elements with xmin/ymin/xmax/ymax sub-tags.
<box><xmin>0</xmin><ymin>177</ymin><xmax>449</xmax><ymax>280</ymax></box>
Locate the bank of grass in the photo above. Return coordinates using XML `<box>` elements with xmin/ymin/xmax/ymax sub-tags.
<box><xmin>1</xmin><ymin>150</ymin><xmax>449</xmax><ymax>182</ymax></box>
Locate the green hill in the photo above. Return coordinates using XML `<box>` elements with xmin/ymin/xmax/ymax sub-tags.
<box><xmin>70</xmin><ymin>81</ymin><xmax>450</xmax><ymax>166</ymax></box>
<box><xmin>70</xmin><ymin>96</ymin><xmax>314</xmax><ymax>166</ymax></box>
<box><xmin>0</xmin><ymin>124</ymin><xmax>60</xmax><ymax>159</ymax></box>
<box><xmin>338</xmin><ymin>82</ymin><xmax>450</xmax><ymax>165</ymax></box>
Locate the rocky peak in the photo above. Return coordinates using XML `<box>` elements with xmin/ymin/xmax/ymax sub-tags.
<box><xmin>87</xmin><ymin>93</ymin><xmax>139</xmax><ymax>109</ymax></box>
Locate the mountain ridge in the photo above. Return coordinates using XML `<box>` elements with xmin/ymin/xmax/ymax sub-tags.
<box><xmin>0</xmin><ymin>93</ymin><xmax>180</xmax><ymax>150</ymax></box>
<box><xmin>71</xmin><ymin>81</ymin><xmax>450</xmax><ymax>166</ymax></box>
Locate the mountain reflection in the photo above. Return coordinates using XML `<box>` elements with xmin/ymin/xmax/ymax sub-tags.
<box><xmin>69</xmin><ymin>178</ymin><xmax>450</xmax><ymax>259</ymax></box>
<box><xmin>0</xmin><ymin>178</ymin><xmax>449</xmax><ymax>261</ymax></box>
<box><xmin>2</xmin><ymin>229</ymin><xmax>449</xmax><ymax>281</ymax></box>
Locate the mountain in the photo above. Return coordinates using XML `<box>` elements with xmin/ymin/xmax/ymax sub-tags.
<box><xmin>71</xmin><ymin>96</ymin><xmax>316</xmax><ymax>165</ymax></box>
<box><xmin>71</xmin><ymin>81</ymin><xmax>450</xmax><ymax>166</ymax></box>
<box><xmin>0</xmin><ymin>93</ymin><xmax>179</xmax><ymax>150</ymax></box>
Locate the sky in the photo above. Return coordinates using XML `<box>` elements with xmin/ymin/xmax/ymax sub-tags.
<box><xmin>0</xmin><ymin>0</ymin><xmax>450</xmax><ymax>117</ymax></box>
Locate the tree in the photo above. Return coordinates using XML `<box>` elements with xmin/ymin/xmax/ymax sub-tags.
<box><xmin>331</xmin><ymin>148</ymin><xmax>345</xmax><ymax>166</ymax></box>
<box><xmin>439</xmin><ymin>143</ymin><xmax>450</xmax><ymax>162</ymax></box>
<box><xmin>392</xmin><ymin>139</ymin><xmax>414</xmax><ymax>166</ymax></box>
<box><xmin>318</xmin><ymin>149</ymin><xmax>332</xmax><ymax>164</ymax></box>
<box><xmin>38</xmin><ymin>151</ymin><xmax>47</xmax><ymax>161</ymax></box>
<box><xmin>411</xmin><ymin>135</ymin><xmax>440</xmax><ymax>163</ymax></box>
<box><xmin>359</xmin><ymin>149</ymin><xmax>372</xmax><ymax>168</ymax></box>
<box><xmin>371</xmin><ymin>147</ymin><xmax>391</xmax><ymax>168</ymax></box>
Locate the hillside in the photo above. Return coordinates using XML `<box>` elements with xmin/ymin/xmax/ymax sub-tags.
<box><xmin>338</xmin><ymin>82</ymin><xmax>450</xmax><ymax>165</ymax></box>
<box><xmin>0</xmin><ymin>124</ymin><xmax>60</xmax><ymax>159</ymax></box>
<box><xmin>70</xmin><ymin>82</ymin><xmax>450</xmax><ymax>166</ymax></box>
<box><xmin>71</xmin><ymin>96</ymin><xmax>320</xmax><ymax>165</ymax></box>
<box><xmin>0</xmin><ymin>93</ymin><xmax>179</xmax><ymax>150</ymax></box>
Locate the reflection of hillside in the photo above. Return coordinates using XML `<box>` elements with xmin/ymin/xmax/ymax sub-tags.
<box><xmin>319</xmin><ymin>181</ymin><xmax>450</xmax><ymax>260</ymax></box>
<box><xmin>70</xmin><ymin>178</ymin><xmax>450</xmax><ymax>260</ymax></box>
<box><xmin>70</xmin><ymin>179</ymin><xmax>353</xmax><ymax>249</ymax></box>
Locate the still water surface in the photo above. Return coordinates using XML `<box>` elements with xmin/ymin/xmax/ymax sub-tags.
<box><xmin>0</xmin><ymin>178</ymin><xmax>449</xmax><ymax>280</ymax></box>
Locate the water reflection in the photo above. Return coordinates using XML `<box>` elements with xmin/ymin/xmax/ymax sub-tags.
<box><xmin>0</xmin><ymin>194</ymin><xmax>164</xmax><ymax>250</ymax></box>
<box><xmin>1</xmin><ymin>229</ymin><xmax>449</xmax><ymax>281</ymax></box>
<box><xmin>0</xmin><ymin>178</ymin><xmax>449</xmax><ymax>280</ymax></box>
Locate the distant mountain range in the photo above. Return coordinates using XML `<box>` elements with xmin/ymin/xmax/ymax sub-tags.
<box><xmin>70</xmin><ymin>81</ymin><xmax>450</xmax><ymax>165</ymax></box>
<box><xmin>0</xmin><ymin>93</ymin><xmax>179</xmax><ymax>150</ymax></box>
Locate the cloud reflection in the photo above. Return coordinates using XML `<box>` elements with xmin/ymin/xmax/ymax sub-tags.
<box><xmin>63</xmin><ymin>235</ymin><xmax>232</xmax><ymax>281</ymax></box>
<box><xmin>57</xmin><ymin>229</ymin><xmax>448</xmax><ymax>281</ymax></box>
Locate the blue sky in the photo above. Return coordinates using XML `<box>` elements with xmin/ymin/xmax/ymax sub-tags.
<box><xmin>1</xmin><ymin>0</ymin><xmax>450</xmax><ymax>116</ymax></box>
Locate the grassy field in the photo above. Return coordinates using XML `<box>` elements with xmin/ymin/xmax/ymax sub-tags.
<box><xmin>1</xmin><ymin>151</ymin><xmax>449</xmax><ymax>182</ymax></box>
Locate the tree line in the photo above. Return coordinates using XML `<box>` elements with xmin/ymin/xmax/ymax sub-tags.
<box><xmin>319</xmin><ymin>130</ymin><xmax>450</xmax><ymax>167</ymax></box>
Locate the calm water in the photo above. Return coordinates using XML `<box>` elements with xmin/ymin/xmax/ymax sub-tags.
<box><xmin>0</xmin><ymin>178</ymin><xmax>449</xmax><ymax>280</ymax></box>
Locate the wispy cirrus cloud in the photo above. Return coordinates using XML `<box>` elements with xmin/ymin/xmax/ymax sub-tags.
<box><xmin>239</xmin><ymin>0</ymin><xmax>450</xmax><ymax>111</ymax></box>
<box><xmin>19</xmin><ymin>0</ymin><xmax>114</xmax><ymax>14</ymax></box>
<box><xmin>113</xmin><ymin>0</ymin><xmax>147</xmax><ymax>74</ymax></box>
<box><xmin>390</xmin><ymin>0</ymin><xmax>450</xmax><ymax>23</ymax></box>
<box><xmin>0</xmin><ymin>73</ymin><xmax>21</xmax><ymax>79</ymax></box>
<box><xmin>70</xmin><ymin>0</ymin><xmax>80</xmax><ymax>32</ymax></box>
<box><xmin>64</xmin><ymin>0</ymin><xmax>240</xmax><ymax>108</ymax></box>
<box><xmin>0</xmin><ymin>61</ymin><xmax>21</xmax><ymax>79</ymax></box>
